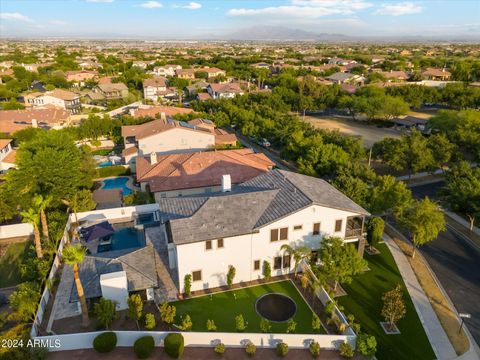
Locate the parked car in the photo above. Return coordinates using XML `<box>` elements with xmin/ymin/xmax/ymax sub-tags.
<box><xmin>257</xmin><ymin>138</ymin><xmax>270</xmax><ymax>148</ymax></box>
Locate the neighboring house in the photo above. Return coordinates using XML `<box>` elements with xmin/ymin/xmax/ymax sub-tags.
<box><xmin>328</xmin><ymin>58</ymin><xmax>357</xmax><ymax>66</ymax></box>
<box><xmin>132</xmin><ymin>61</ymin><xmax>150</xmax><ymax>69</ymax></box>
<box><xmin>153</xmin><ymin>64</ymin><xmax>182</xmax><ymax>77</ymax></box>
<box><xmin>326</xmin><ymin>72</ymin><xmax>365</xmax><ymax>86</ymax></box>
<box><xmin>136</xmin><ymin>148</ymin><xmax>274</xmax><ymax>199</ymax></box>
<box><xmin>158</xmin><ymin>169</ymin><xmax>369</xmax><ymax>292</ymax></box>
<box><xmin>175</xmin><ymin>69</ymin><xmax>195</xmax><ymax>80</ymax></box>
<box><xmin>65</xmin><ymin>70</ymin><xmax>97</xmax><ymax>87</ymax></box>
<box><xmin>127</xmin><ymin>105</ymin><xmax>193</xmax><ymax>119</ymax></box>
<box><xmin>24</xmin><ymin>89</ymin><xmax>81</xmax><ymax>114</ymax></box>
<box><xmin>93</xmin><ymin>83</ymin><xmax>129</xmax><ymax>100</ymax></box>
<box><xmin>185</xmin><ymin>81</ymin><xmax>209</xmax><ymax>97</ymax></box>
<box><xmin>203</xmin><ymin>67</ymin><xmax>226</xmax><ymax>79</ymax></box>
<box><xmin>251</xmin><ymin>62</ymin><xmax>271</xmax><ymax>69</ymax></box>
<box><xmin>0</xmin><ymin>107</ymin><xmax>71</xmax><ymax>134</ymax></box>
<box><xmin>376</xmin><ymin>70</ymin><xmax>409</xmax><ymax>82</ymax></box>
<box><xmin>196</xmin><ymin>92</ymin><xmax>212</xmax><ymax>101</ymax></box>
<box><xmin>422</xmin><ymin>68</ymin><xmax>452</xmax><ymax>81</ymax></box>
<box><xmin>0</xmin><ymin>139</ymin><xmax>16</xmax><ymax>171</ymax></box>
<box><xmin>143</xmin><ymin>77</ymin><xmax>177</xmax><ymax>102</ymax></box>
<box><xmin>207</xmin><ymin>83</ymin><xmax>244</xmax><ymax>99</ymax></box>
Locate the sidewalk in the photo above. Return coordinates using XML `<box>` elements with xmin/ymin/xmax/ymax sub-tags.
<box><xmin>383</xmin><ymin>233</ymin><xmax>457</xmax><ymax>360</ymax></box>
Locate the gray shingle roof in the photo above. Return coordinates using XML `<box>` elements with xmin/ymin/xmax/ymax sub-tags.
<box><xmin>70</xmin><ymin>245</ymin><xmax>158</xmax><ymax>301</ymax></box>
<box><xmin>159</xmin><ymin>169</ymin><xmax>369</xmax><ymax>246</ymax></box>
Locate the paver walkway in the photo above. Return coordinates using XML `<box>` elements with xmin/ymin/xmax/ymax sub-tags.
<box><xmin>383</xmin><ymin>233</ymin><xmax>457</xmax><ymax>360</ymax></box>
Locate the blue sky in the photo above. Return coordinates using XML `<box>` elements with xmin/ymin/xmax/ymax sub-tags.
<box><xmin>0</xmin><ymin>0</ymin><xmax>479</xmax><ymax>39</ymax></box>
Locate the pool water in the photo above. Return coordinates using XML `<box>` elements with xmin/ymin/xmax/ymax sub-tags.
<box><xmin>98</xmin><ymin>161</ymin><xmax>113</xmax><ymax>168</ymax></box>
<box><xmin>97</xmin><ymin>227</ymin><xmax>145</xmax><ymax>252</ymax></box>
<box><xmin>102</xmin><ymin>177</ymin><xmax>132</xmax><ymax>196</ymax></box>
<box><xmin>136</xmin><ymin>211</ymin><xmax>159</xmax><ymax>226</ymax></box>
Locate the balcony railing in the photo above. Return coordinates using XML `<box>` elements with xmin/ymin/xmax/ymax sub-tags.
<box><xmin>345</xmin><ymin>228</ymin><xmax>364</xmax><ymax>238</ymax></box>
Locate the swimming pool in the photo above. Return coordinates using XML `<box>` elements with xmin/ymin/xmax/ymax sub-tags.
<box><xmin>101</xmin><ymin>177</ymin><xmax>132</xmax><ymax>196</ymax></box>
<box><xmin>97</xmin><ymin>227</ymin><xmax>145</xmax><ymax>252</ymax></box>
<box><xmin>98</xmin><ymin>161</ymin><xmax>113</xmax><ymax>168</ymax></box>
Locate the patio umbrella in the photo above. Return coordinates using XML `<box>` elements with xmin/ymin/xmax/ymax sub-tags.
<box><xmin>81</xmin><ymin>221</ymin><xmax>115</xmax><ymax>242</ymax></box>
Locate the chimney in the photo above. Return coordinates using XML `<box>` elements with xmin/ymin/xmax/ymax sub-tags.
<box><xmin>160</xmin><ymin>112</ymin><xmax>166</xmax><ymax>121</ymax></box>
<box><xmin>150</xmin><ymin>152</ymin><xmax>157</xmax><ymax>165</ymax></box>
<box><xmin>221</xmin><ymin>174</ymin><xmax>231</xmax><ymax>192</ymax></box>
<box><xmin>129</xmin><ymin>108</ymin><xmax>135</xmax><ymax>116</ymax></box>
<box><xmin>31</xmin><ymin>118</ymin><xmax>38</xmax><ymax>128</ymax></box>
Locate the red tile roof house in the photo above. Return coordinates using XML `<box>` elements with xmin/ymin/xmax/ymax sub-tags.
<box><xmin>207</xmin><ymin>82</ymin><xmax>244</xmax><ymax>99</ymax></box>
<box><xmin>0</xmin><ymin>107</ymin><xmax>71</xmax><ymax>135</ymax></box>
<box><xmin>65</xmin><ymin>70</ymin><xmax>98</xmax><ymax>87</ymax></box>
<box><xmin>143</xmin><ymin>77</ymin><xmax>178</xmax><ymax>102</ymax></box>
<box><xmin>24</xmin><ymin>89</ymin><xmax>82</xmax><ymax>114</ymax></box>
<box><xmin>136</xmin><ymin>148</ymin><xmax>274</xmax><ymax>200</ymax></box>
<box><xmin>422</xmin><ymin>68</ymin><xmax>452</xmax><ymax>81</ymax></box>
<box><xmin>121</xmin><ymin>117</ymin><xmax>238</xmax><ymax>171</ymax></box>
<box><xmin>0</xmin><ymin>139</ymin><xmax>16</xmax><ymax>171</ymax></box>
<box><xmin>203</xmin><ymin>67</ymin><xmax>226</xmax><ymax>79</ymax></box>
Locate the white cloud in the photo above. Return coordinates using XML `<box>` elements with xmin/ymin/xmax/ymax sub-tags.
<box><xmin>141</xmin><ymin>1</ymin><xmax>163</xmax><ymax>8</ymax></box>
<box><xmin>375</xmin><ymin>2</ymin><xmax>422</xmax><ymax>16</ymax></box>
<box><xmin>49</xmin><ymin>20</ymin><xmax>67</xmax><ymax>26</ymax></box>
<box><xmin>86</xmin><ymin>0</ymin><xmax>114</xmax><ymax>3</ymax></box>
<box><xmin>0</xmin><ymin>12</ymin><xmax>33</xmax><ymax>22</ymax></box>
<box><xmin>227</xmin><ymin>0</ymin><xmax>373</xmax><ymax>18</ymax></box>
<box><xmin>183</xmin><ymin>2</ymin><xmax>201</xmax><ymax>10</ymax></box>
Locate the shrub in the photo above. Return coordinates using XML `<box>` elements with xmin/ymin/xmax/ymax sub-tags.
<box><xmin>325</xmin><ymin>300</ymin><xmax>335</xmax><ymax>316</ymax></box>
<box><xmin>226</xmin><ymin>265</ymin><xmax>236</xmax><ymax>288</ymax></box>
<box><xmin>134</xmin><ymin>335</ymin><xmax>155</xmax><ymax>359</ymax></box>
<box><xmin>339</xmin><ymin>342</ymin><xmax>354</xmax><ymax>358</ymax></box>
<box><xmin>93</xmin><ymin>332</ymin><xmax>117</xmax><ymax>353</ymax></box>
<box><xmin>367</xmin><ymin>216</ymin><xmax>385</xmax><ymax>248</ymax></box>
<box><xmin>179</xmin><ymin>314</ymin><xmax>193</xmax><ymax>331</ymax></box>
<box><xmin>96</xmin><ymin>165</ymin><xmax>130</xmax><ymax>178</ymax></box>
<box><xmin>235</xmin><ymin>314</ymin><xmax>247</xmax><ymax>332</ymax></box>
<box><xmin>159</xmin><ymin>303</ymin><xmax>176</xmax><ymax>325</ymax></box>
<box><xmin>184</xmin><ymin>274</ymin><xmax>192</xmax><ymax>296</ymax></box>
<box><xmin>128</xmin><ymin>294</ymin><xmax>143</xmax><ymax>328</ymax></box>
<box><xmin>312</xmin><ymin>314</ymin><xmax>321</xmax><ymax>332</ymax></box>
<box><xmin>164</xmin><ymin>333</ymin><xmax>184</xmax><ymax>359</ymax></box>
<box><xmin>207</xmin><ymin>319</ymin><xmax>217</xmax><ymax>331</ymax></box>
<box><xmin>260</xmin><ymin>318</ymin><xmax>271</xmax><ymax>333</ymax></box>
<box><xmin>276</xmin><ymin>342</ymin><xmax>289</xmax><ymax>357</ymax></box>
<box><xmin>309</xmin><ymin>340</ymin><xmax>320</xmax><ymax>358</ymax></box>
<box><xmin>262</xmin><ymin>261</ymin><xmax>271</xmax><ymax>280</ymax></box>
<box><xmin>245</xmin><ymin>342</ymin><xmax>256</xmax><ymax>357</ymax></box>
<box><xmin>356</xmin><ymin>333</ymin><xmax>377</xmax><ymax>357</ymax></box>
<box><xmin>286</xmin><ymin>319</ymin><xmax>297</xmax><ymax>333</ymax></box>
<box><xmin>144</xmin><ymin>313</ymin><xmax>156</xmax><ymax>330</ymax></box>
<box><xmin>93</xmin><ymin>297</ymin><xmax>117</xmax><ymax>329</ymax></box>
<box><xmin>214</xmin><ymin>342</ymin><xmax>226</xmax><ymax>355</ymax></box>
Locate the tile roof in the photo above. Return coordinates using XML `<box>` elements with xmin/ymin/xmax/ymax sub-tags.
<box><xmin>160</xmin><ymin>169</ymin><xmax>370</xmax><ymax>245</ymax></box>
<box><xmin>47</xmin><ymin>89</ymin><xmax>80</xmax><ymax>101</ymax></box>
<box><xmin>0</xmin><ymin>139</ymin><xmax>12</xmax><ymax>148</ymax></box>
<box><xmin>136</xmin><ymin>148</ymin><xmax>274</xmax><ymax>193</ymax></box>
<box><xmin>71</xmin><ymin>245</ymin><xmax>158</xmax><ymax>301</ymax></box>
<box><xmin>2</xmin><ymin>149</ymin><xmax>16</xmax><ymax>164</ymax></box>
<box><xmin>0</xmin><ymin>108</ymin><xmax>70</xmax><ymax>134</ymax></box>
<box><xmin>209</xmin><ymin>82</ymin><xmax>243</xmax><ymax>94</ymax></box>
<box><xmin>121</xmin><ymin>117</ymin><xmax>208</xmax><ymax>139</ymax></box>
<box><xmin>97</xmin><ymin>83</ymin><xmax>128</xmax><ymax>92</ymax></box>
<box><xmin>127</xmin><ymin>106</ymin><xmax>193</xmax><ymax>119</ymax></box>
<box><xmin>422</xmin><ymin>68</ymin><xmax>451</xmax><ymax>77</ymax></box>
<box><xmin>144</xmin><ymin>77</ymin><xmax>167</xmax><ymax>88</ymax></box>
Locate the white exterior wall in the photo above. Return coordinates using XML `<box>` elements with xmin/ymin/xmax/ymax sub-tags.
<box><xmin>0</xmin><ymin>142</ymin><xmax>12</xmax><ymax>162</ymax></box>
<box><xmin>144</xmin><ymin>85</ymin><xmax>167</xmax><ymax>101</ymax></box>
<box><xmin>175</xmin><ymin>204</ymin><xmax>362</xmax><ymax>292</ymax></box>
<box><xmin>137</xmin><ymin>128</ymin><xmax>215</xmax><ymax>156</ymax></box>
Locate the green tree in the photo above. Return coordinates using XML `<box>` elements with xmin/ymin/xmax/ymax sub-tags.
<box><xmin>159</xmin><ymin>302</ymin><xmax>176</xmax><ymax>325</ymax></box>
<box><xmin>8</xmin><ymin>282</ymin><xmax>41</xmax><ymax>322</ymax></box>
<box><xmin>144</xmin><ymin>313</ymin><xmax>156</xmax><ymax>330</ymax></box>
<box><xmin>280</xmin><ymin>244</ymin><xmax>310</xmax><ymax>277</ymax></box>
<box><xmin>366</xmin><ymin>216</ymin><xmax>385</xmax><ymax>249</ymax></box>
<box><xmin>427</xmin><ymin>133</ymin><xmax>455</xmax><ymax>171</ymax></box>
<box><xmin>62</xmin><ymin>244</ymin><xmax>89</xmax><ymax>326</ymax></box>
<box><xmin>226</xmin><ymin>265</ymin><xmax>236</xmax><ymax>288</ymax></box>
<box><xmin>178</xmin><ymin>314</ymin><xmax>193</xmax><ymax>331</ymax></box>
<box><xmin>183</xmin><ymin>274</ymin><xmax>192</xmax><ymax>296</ymax></box>
<box><xmin>33</xmin><ymin>194</ymin><xmax>53</xmax><ymax>244</ymax></box>
<box><xmin>401</xmin><ymin>198</ymin><xmax>446</xmax><ymax>258</ymax></box>
<box><xmin>260</xmin><ymin>318</ymin><xmax>271</xmax><ymax>333</ymax></box>
<box><xmin>381</xmin><ymin>284</ymin><xmax>406</xmax><ymax>331</ymax></box>
<box><xmin>62</xmin><ymin>189</ymin><xmax>96</xmax><ymax>226</ymax></box>
<box><xmin>356</xmin><ymin>333</ymin><xmax>377</xmax><ymax>357</ymax></box>
<box><xmin>369</xmin><ymin>175</ymin><xmax>413</xmax><ymax>217</ymax></box>
<box><xmin>318</xmin><ymin>236</ymin><xmax>367</xmax><ymax>291</ymax></box>
<box><xmin>235</xmin><ymin>314</ymin><xmax>246</xmax><ymax>332</ymax></box>
<box><xmin>262</xmin><ymin>260</ymin><xmax>271</xmax><ymax>281</ymax></box>
<box><xmin>442</xmin><ymin>161</ymin><xmax>480</xmax><ymax>230</ymax></box>
<box><xmin>378</xmin><ymin>96</ymin><xmax>409</xmax><ymax>121</ymax></box>
<box><xmin>312</xmin><ymin>314</ymin><xmax>321</xmax><ymax>332</ymax></box>
<box><xmin>94</xmin><ymin>298</ymin><xmax>117</xmax><ymax>329</ymax></box>
<box><xmin>286</xmin><ymin>319</ymin><xmax>297</xmax><ymax>333</ymax></box>
<box><xmin>21</xmin><ymin>208</ymin><xmax>43</xmax><ymax>258</ymax></box>
<box><xmin>127</xmin><ymin>294</ymin><xmax>143</xmax><ymax>329</ymax></box>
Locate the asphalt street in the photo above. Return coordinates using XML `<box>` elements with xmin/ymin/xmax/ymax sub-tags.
<box><xmin>410</xmin><ymin>181</ymin><xmax>480</xmax><ymax>346</ymax></box>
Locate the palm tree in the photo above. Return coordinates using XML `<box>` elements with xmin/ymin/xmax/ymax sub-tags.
<box><xmin>33</xmin><ymin>194</ymin><xmax>53</xmax><ymax>244</ymax></box>
<box><xmin>280</xmin><ymin>244</ymin><xmax>311</xmax><ymax>277</ymax></box>
<box><xmin>21</xmin><ymin>208</ymin><xmax>43</xmax><ymax>258</ymax></box>
<box><xmin>311</xmin><ymin>279</ymin><xmax>322</xmax><ymax>307</ymax></box>
<box><xmin>63</xmin><ymin>244</ymin><xmax>89</xmax><ymax>327</ymax></box>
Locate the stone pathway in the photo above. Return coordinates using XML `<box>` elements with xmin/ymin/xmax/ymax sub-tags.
<box><xmin>383</xmin><ymin>233</ymin><xmax>457</xmax><ymax>360</ymax></box>
<box><xmin>145</xmin><ymin>226</ymin><xmax>178</xmax><ymax>303</ymax></box>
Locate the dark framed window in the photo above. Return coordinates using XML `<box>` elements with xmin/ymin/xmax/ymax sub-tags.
<box><xmin>293</xmin><ymin>225</ymin><xmax>303</xmax><ymax>231</ymax></box>
<box><xmin>283</xmin><ymin>255</ymin><xmax>291</xmax><ymax>268</ymax></box>
<box><xmin>205</xmin><ymin>240</ymin><xmax>212</xmax><ymax>250</ymax></box>
<box><xmin>270</xmin><ymin>229</ymin><xmax>279</xmax><ymax>242</ymax></box>
<box><xmin>254</xmin><ymin>260</ymin><xmax>260</xmax><ymax>271</ymax></box>
<box><xmin>217</xmin><ymin>238</ymin><xmax>224</xmax><ymax>248</ymax></box>
<box><xmin>313</xmin><ymin>222</ymin><xmax>321</xmax><ymax>235</ymax></box>
<box><xmin>192</xmin><ymin>270</ymin><xmax>202</xmax><ymax>281</ymax></box>
<box><xmin>279</xmin><ymin>227</ymin><xmax>288</xmax><ymax>240</ymax></box>
<box><xmin>311</xmin><ymin>250</ymin><xmax>319</xmax><ymax>263</ymax></box>
<box><xmin>335</xmin><ymin>219</ymin><xmax>343</xmax><ymax>232</ymax></box>
<box><xmin>274</xmin><ymin>256</ymin><xmax>282</xmax><ymax>270</ymax></box>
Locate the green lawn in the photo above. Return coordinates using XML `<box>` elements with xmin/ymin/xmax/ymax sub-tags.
<box><xmin>0</xmin><ymin>241</ymin><xmax>31</xmax><ymax>288</ymax></box>
<box><xmin>337</xmin><ymin>243</ymin><xmax>435</xmax><ymax>360</ymax></box>
<box><xmin>170</xmin><ymin>280</ymin><xmax>326</xmax><ymax>334</ymax></box>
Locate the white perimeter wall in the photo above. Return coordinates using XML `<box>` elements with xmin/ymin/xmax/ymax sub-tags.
<box><xmin>0</xmin><ymin>223</ymin><xmax>33</xmax><ymax>239</ymax></box>
<box><xmin>137</xmin><ymin>128</ymin><xmax>215</xmax><ymax>156</ymax></box>
<box><xmin>176</xmin><ymin>204</ymin><xmax>361</xmax><ymax>292</ymax></box>
<box><xmin>36</xmin><ymin>330</ymin><xmax>355</xmax><ymax>352</ymax></box>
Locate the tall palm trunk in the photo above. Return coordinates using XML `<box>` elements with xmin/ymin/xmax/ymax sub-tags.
<box><xmin>33</xmin><ymin>224</ymin><xmax>43</xmax><ymax>258</ymax></box>
<box><xmin>74</xmin><ymin>263</ymin><xmax>90</xmax><ymax>327</ymax></box>
<box><xmin>40</xmin><ymin>209</ymin><xmax>50</xmax><ymax>243</ymax></box>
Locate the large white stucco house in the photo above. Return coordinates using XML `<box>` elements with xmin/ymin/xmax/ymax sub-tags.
<box><xmin>158</xmin><ymin>169</ymin><xmax>369</xmax><ymax>293</ymax></box>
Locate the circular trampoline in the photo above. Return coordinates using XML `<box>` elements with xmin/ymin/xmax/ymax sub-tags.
<box><xmin>255</xmin><ymin>293</ymin><xmax>297</xmax><ymax>322</ymax></box>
